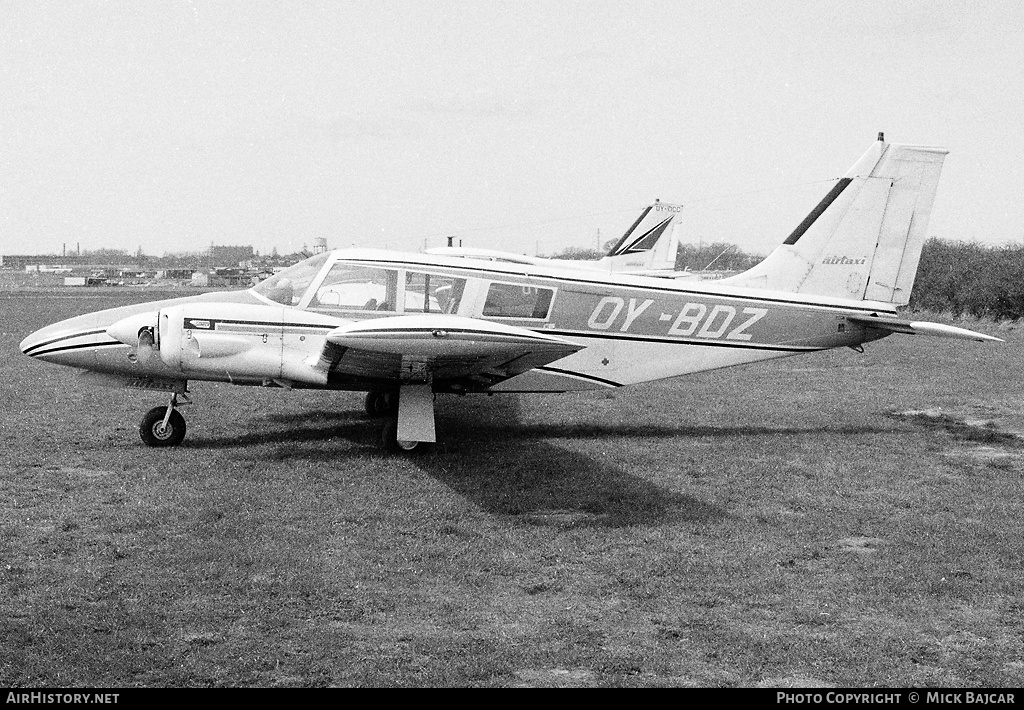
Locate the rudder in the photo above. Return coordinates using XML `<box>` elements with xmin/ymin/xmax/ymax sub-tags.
<box><xmin>721</xmin><ymin>136</ymin><xmax>948</xmax><ymax>304</ymax></box>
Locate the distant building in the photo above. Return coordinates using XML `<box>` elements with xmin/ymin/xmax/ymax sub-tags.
<box><xmin>156</xmin><ymin>269</ymin><xmax>194</xmax><ymax>280</ymax></box>
<box><xmin>64</xmin><ymin>276</ymin><xmax>108</xmax><ymax>287</ymax></box>
<box><xmin>26</xmin><ymin>265</ymin><xmax>73</xmax><ymax>274</ymax></box>
<box><xmin>191</xmin><ymin>268</ymin><xmax>251</xmax><ymax>288</ymax></box>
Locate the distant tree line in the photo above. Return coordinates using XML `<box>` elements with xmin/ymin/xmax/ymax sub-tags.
<box><xmin>909</xmin><ymin>239</ymin><xmax>1024</xmax><ymax>320</ymax></box>
<box><xmin>673</xmin><ymin>242</ymin><xmax>764</xmax><ymax>272</ymax></box>
<box><xmin>548</xmin><ymin>241</ymin><xmax>764</xmax><ymax>271</ymax></box>
<box><xmin>74</xmin><ymin>247</ymin><xmax>305</xmax><ymax>269</ymax></box>
<box><xmin>553</xmin><ymin>246</ymin><xmax>606</xmax><ymax>260</ymax></box>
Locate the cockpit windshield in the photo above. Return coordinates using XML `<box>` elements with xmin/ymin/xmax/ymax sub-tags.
<box><xmin>250</xmin><ymin>252</ymin><xmax>331</xmax><ymax>306</ymax></box>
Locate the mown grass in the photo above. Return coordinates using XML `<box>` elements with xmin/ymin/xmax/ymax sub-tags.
<box><xmin>1</xmin><ymin>291</ymin><xmax>1022</xmax><ymax>687</ymax></box>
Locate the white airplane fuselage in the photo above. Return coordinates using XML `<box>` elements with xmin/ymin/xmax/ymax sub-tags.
<box><xmin>21</xmin><ymin>248</ymin><xmax>894</xmax><ymax>395</ymax></box>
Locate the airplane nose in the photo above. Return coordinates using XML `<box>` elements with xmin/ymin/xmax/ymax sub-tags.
<box><xmin>20</xmin><ymin>329</ymin><xmax>47</xmax><ymax>357</ymax></box>
<box><xmin>19</xmin><ymin>317</ymin><xmax>120</xmax><ymax>363</ymax></box>
<box><xmin>20</xmin><ymin>303</ymin><xmax>165</xmax><ymax>367</ymax></box>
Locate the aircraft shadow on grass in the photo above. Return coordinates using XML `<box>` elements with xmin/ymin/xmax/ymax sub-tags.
<box><xmin>184</xmin><ymin>415</ymin><xmax>721</xmax><ymax>528</ymax></box>
<box><xmin>179</xmin><ymin>396</ymin><xmax>887</xmax><ymax>528</ymax></box>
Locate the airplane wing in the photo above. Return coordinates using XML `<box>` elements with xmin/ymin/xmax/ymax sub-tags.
<box><xmin>309</xmin><ymin>314</ymin><xmax>585</xmax><ymax>389</ymax></box>
<box><xmin>846</xmin><ymin>314</ymin><xmax>1003</xmax><ymax>342</ymax></box>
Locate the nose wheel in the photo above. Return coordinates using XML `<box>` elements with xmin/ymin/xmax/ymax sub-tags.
<box><xmin>139</xmin><ymin>393</ymin><xmax>188</xmax><ymax>447</ymax></box>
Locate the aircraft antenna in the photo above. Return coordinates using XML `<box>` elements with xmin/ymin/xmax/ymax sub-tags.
<box><xmin>703</xmin><ymin>244</ymin><xmax>735</xmax><ymax>271</ymax></box>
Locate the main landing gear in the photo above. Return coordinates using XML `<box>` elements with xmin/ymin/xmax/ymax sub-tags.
<box><xmin>139</xmin><ymin>392</ymin><xmax>189</xmax><ymax>447</ymax></box>
<box><xmin>365</xmin><ymin>387</ymin><xmax>436</xmax><ymax>454</ymax></box>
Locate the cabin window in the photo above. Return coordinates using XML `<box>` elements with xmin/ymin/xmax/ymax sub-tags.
<box><xmin>482</xmin><ymin>282</ymin><xmax>554</xmax><ymax>319</ymax></box>
<box><xmin>312</xmin><ymin>264</ymin><xmax>399</xmax><ymax>311</ymax></box>
<box><xmin>404</xmin><ymin>272</ymin><xmax>466</xmax><ymax>314</ymax></box>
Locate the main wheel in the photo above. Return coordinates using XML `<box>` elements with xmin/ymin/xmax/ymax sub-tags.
<box><xmin>364</xmin><ymin>391</ymin><xmax>397</xmax><ymax>417</ymax></box>
<box><xmin>139</xmin><ymin>406</ymin><xmax>187</xmax><ymax>447</ymax></box>
<box><xmin>380</xmin><ymin>418</ymin><xmax>433</xmax><ymax>454</ymax></box>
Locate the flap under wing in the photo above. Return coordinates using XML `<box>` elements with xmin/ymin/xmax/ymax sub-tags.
<box><xmin>847</xmin><ymin>315</ymin><xmax>1003</xmax><ymax>342</ymax></box>
<box><xmin>310</xmin><ymin>314</ymin><xmax>584</xmax><ymax>387</ymax></box>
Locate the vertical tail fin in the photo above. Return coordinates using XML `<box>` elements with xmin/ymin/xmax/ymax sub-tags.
<box><xmin>722</xmin><ymin>136</ymin><xmax>948</xmax><ymax>304</ymax></box>
<box><xmin>597</xmin><ymin>200</ymin><xmax>681</xmax><ymax>273</ymax></box>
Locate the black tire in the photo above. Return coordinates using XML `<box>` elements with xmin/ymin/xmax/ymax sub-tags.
<box><xmin>139</xmin><ymin>406</ymin><xmax>186</xmax><ymax>447</ymax></box>
<box><xmin>364</xmin><ymin>391</ymin><xmax>397</xmax><ymax>417</ymax></box>
<box><xmin>380</xmin><ymin>418</ymin><xmax>433</xmax><ymax>454</ymax></box>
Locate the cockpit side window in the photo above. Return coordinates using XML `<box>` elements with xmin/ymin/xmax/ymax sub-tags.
<box><xmin>404</xmin><ymin>271</ymin><xmax>466</xmax><ymax>314</ymax></box>
<box><xmin>251</xmin><ymin>253</ymin><xmax>331</xmax><ymax>306</ymax></box>
<box><xmin>311</xmin><ymin>264</ymin><xmax>399</xmax><ymax>312</ymax></box>
<box><xmin>482</xmin><ymin>282</ymin><xmax>555</xmax><ymax>319</ymax></box>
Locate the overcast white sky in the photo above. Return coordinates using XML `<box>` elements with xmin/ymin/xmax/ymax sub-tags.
<box><xmin>1</xmin><ymin>0</ymin><xmax>1021</xmax><ymax>258</ymax></box>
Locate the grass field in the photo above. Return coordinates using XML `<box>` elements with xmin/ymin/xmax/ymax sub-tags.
<box><xmin>2</xmin><ymin>289</ymin><xmax>1022</xmax><ymax>687</ymax></box>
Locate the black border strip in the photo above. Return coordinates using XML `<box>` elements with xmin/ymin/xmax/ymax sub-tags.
<box><xmin>622</xmin><ymin>217</ymin><xmax>672</xmax><ymax>254</ymax></box>
<box><xmin>198</xmin><ymin>318</ymin><xmax>337</xmax><ymax>330</ymax></box>
<box><xmin>546</xmin><ymin>329</ymin><xmax>820</xmax><ymax>352</ymax></box>
<box><xmin>606</xmin><ymin>204</ymin><xmax>653</xmax><ymax>255</ymax></box>
<box><xmin>22</xmin><ymin>329</ymin><xmax>109</xmax><ymax>356</ymax></box>
<box><xmin>536</xmin><ymin>366</ymin><xmax>623</xmax><ymax>388</ymax></box>
<box><xmin>783</xmin><ymin>177</ymin><xmax>853</xmax><ymax>245</ymax></box>
<box><xmin>28</xmin><ymin>341</ymin><xmax>124</xmax><ymax>358</ymax></box>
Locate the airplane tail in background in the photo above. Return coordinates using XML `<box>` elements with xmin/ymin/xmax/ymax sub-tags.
<box><xmin>721</xmin><ymin>135</ymin><xmax>948</xmax><ymax>305</ymax></box>
<box><xmin>597</xmin><ymin>200</ymin><xmax>681</xmax><ymax>273</ymax></box>
<box><xmin>424</xmin><ymin>200</ymin><xmax>681</xmax><ymax>274</ymax></box>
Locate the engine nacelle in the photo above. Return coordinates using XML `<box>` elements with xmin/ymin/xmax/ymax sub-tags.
<box><xmin>106</xmin><ymin>310</ymin><xmax>161</xmax><ymax>364</ymax></box>
<box><xmin>154</xmin><ymin>302</ymin><xmax>336</xmax><ymax>386</ymax></box>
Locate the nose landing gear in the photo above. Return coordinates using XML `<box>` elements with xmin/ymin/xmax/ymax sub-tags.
<box><xmin>139</xmin><ymin>392</ymin><xmax>190</xmax><ymax>447</ymax></box>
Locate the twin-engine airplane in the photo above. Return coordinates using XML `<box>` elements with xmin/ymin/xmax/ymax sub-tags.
<box><xmin>20</xmin><ymin>135</ymin><xmax>1000</xmax><ymax>452</ymax></box>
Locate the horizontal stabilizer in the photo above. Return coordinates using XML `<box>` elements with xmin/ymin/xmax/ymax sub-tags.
<box><xmin>847</xmin><ymin>315</ymin><xmax>1003</xmax><ymax>342</ymax></box>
